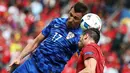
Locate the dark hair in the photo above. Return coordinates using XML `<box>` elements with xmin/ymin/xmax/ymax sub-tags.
<box><xmin>72</xmin><ymin>2</ymin><xmax>88</xmax><ymax>15</ymax></box>
<box><xmin>83</xmin><ymin>28</ymin><xmax>100</xmax><ymax>43</ymax></box>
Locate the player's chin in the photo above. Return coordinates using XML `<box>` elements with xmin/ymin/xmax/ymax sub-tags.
<box><xmin>78</xmin><ymin>42</ymin><xmax>83</xmax><ymax>49</ymax></box>
<box><xmin>68</xmin><ymin>25</ymin><xmax>75</xmax><ymax>29</ymax></box>
<box><xmin>67</xmin><ymin>23</ymin><xmax>78</xmax><ymax>29</ymax></box>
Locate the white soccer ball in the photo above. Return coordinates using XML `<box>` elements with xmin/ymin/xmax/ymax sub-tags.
<box><xmin>80</xmin><ymin>13</ymin><xmax>102</xmax><ymax>31</ymax></box>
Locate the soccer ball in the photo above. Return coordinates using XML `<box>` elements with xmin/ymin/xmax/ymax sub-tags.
<box><xmin>80</xmin><ymin>13</ymin><xmax>102</xmax><ymax>31</ymax></box>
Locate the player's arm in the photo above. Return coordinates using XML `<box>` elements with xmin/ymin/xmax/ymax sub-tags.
<box><xmin>9</xmin><ymin>33</ymin><xmax>45</xmax><ymax>66</ymax></box>
<box><xmin>17</xmin><ymin>18</ymin><xmax>55</xmax><ymax>60</ymax></box>
<box><xmin>78</xmin><ymin>58</ymin><xmax>97</xmax><ymax>73</ymax></box>
<box><xmin>17</xmin><ymin>33</ymin><xmax>44</xmax><ymax>60</ymax></box>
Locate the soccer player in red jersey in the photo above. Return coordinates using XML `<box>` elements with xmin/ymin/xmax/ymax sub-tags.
<box><xmin>77</xmin><ymin>28</ymin><xmax>105</xmax><ymax>73</ymax></box>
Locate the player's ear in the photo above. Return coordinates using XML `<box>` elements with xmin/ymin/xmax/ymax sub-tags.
<box><xmin>84</xmin><ymin>34</ymin><xmax>89</xmax><ymax>40</ymax></box>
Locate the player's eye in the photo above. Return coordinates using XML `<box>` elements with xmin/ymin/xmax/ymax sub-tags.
<box><xmin>69</xmin><ymin>13</ymin><xmax>73</xmax><ymax>17</ymax></box>
<box><xmin>74</xmin><ymin>16</ymin><xmax>79</xmax><ymax>20</ymax></box>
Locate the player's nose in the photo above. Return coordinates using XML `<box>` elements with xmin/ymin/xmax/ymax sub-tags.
<box><xmin>69</xmin><ymin>17</ymin><xmax>74</xmax><ymax>22</ymax></box>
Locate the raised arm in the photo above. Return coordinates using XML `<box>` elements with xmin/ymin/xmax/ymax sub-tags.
<box><xmin>79</xmin><ymin>58</ymin><xmax>97</xmax><ymax>73</ymax></box>
<box><xmin>9</xmin><ymin>33</ymin><xmax>45</xmax><ymax>66</ymax></box>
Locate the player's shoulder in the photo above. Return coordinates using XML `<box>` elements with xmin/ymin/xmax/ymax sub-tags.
<box><xmin>76</xmin><ymin>28</ymin><xmax>82</xmax><ymax>33</ymax></box>
<box><xmin>83</xmin><ymin>43</ymin><xmax>99</xmax><ymax>51</ymax></box>
<box><xmin>71</xmin><ymin>27</ymin><xmax>82</xmax><ymax>36</ymax></box>
<box><xmin>53</xmin><ymin>18</ymin><xmax>67</xmax><ymax>24</ymax></box>
<box><xmin>51</xmin><ymin>18</ymin><xmax>67</xmax><ymax>28</ymax></box>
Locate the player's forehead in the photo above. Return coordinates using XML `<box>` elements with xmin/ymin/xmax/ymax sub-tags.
<box><xmin>69</xmin><ymin>8</ymin><xmax>83</xmax><ymax>19</ymax></box>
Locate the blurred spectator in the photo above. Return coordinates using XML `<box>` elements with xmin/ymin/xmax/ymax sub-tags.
<box><xmin>24</xmin><ymin>9</ymin><xmax>35</xmax><ymax>36</ymax></box>
<box><xmin>44</xmin><ymin>0</ymin><xmax>56</xmax><ymax>9</ymax></box>
<box><xmin>104</xmin><ymin>52</ymin><xmax>120</xmax><ymax>73</ymax></box>
<box><xmin>0</xmin><ymin>0</ymin><xmax>7</xmax><ymax>17</ymax></box>
<box><xmin>121</xmin><ymin>46</ymin><xmax>130</xmax><ymax>73</ymax></box>
<box><xmin>99</xmin><ymin>24</ymin><xmax>117</xmax><ymax>52</ymax></box>
<box><xmin>1</xmin><ymin>25</ymin><xmax>12</xmax><ymax>45</ymax></box>
<box><xmin>124</xmin><ymin>0</ymin><xmax>130</xmax><ymax>9</ymax></box>
<box><xmin>9</xmin><ymin>32</ymin><xmax>22</xmax><ymax>64</ymax></box>
<box><xmin>104</xmin><ymin>0</ymin><xmax>119</xmax><ymax>14</ymax></box>
<box><xmin>30</xmin><ymin>0</ymin><xmax>43</xmax><ymax>21</ymax></box>
<box><xmin>111</xmin><ymin>24</ymin><xmax>127</xmax><ymax>53</ymax></box>
<box><xmin>0</xmin><ymin>29</ymin><xmax>10</xmax><ymax>73</ymax></box>
<box><xmin>59</xmin><ymin>0</ymin><xmax>70</xmax><ymax>9</ymax></box>
<box><xmin>119</xmin><ymin>18</ymin><xmax>130</xmax><ymax>43</ymax></box>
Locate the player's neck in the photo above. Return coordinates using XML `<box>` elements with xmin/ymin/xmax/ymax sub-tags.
<box><xmin>85</xmin><ymin>39</ymin><xmax>95</xmax><ymax>45</ymax></box>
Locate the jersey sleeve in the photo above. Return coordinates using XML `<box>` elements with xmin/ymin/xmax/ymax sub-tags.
<box><xmin>82</xmin><ymin>45</ymin><xmax>97</xmax><ymax>61</ymax></box>
<box><xmin>41</xmin><ymin>19</ymin><xmax>55</xmax><ymax>37</ymax></box>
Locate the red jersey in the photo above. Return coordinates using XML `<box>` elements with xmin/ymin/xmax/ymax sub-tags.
<box><xmin>77</xmin><ymin>43</ymin><xmax>105</xmax><ymax>73</ymax></box>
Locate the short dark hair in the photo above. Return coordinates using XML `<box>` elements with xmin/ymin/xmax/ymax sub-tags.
<box><xmin>72</xmin><ymin>2</ymin><xmax>88</xmax><ymax>15</ymax></box>
<box><xmin>83</xmin><ymin>28</ymin><xmax>100</xmax><ymax>43</ymax></box>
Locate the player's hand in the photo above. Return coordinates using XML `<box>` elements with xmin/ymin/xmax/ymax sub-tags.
<box><xmin>8</xmin><ymin>58</ymin><xmax>21</xmax><ymax>72</ymax></box>
<box><xmin>78</xmin><ymin>68</ymin><xmax>90</xmax><ymax>73</ymax></box>
<box><xmin>9</xmin><ymin>58</ymin><xmax>21</xmax><ymax>66</ymax></box>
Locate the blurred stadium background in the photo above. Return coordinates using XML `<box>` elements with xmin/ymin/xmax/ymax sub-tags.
<box><xmin>0</xmin><ymin>0</ymin><xmax>130</xmax><ymax>73</ymax></box>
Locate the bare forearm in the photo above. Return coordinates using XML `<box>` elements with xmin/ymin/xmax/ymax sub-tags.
<box><xmin>79</xmin><ymin>68</ymin><xmax>95</xmax><ymax>73</ymax></box>
<box><xmin>17</xmin><ymin>33</ymin><xmax>44</xmax><ymax>60</ymax></box>
<box><xmin>79</xmin><ymin>58</ymin><xmax>97</xmax><ymax>73</ymax></box>
<box><xmin>17</xmin><ymin>41</ymin><xmax>38</xmax><ymax>60</ymax></box>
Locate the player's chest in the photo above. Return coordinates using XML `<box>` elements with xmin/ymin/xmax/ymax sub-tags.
<box><xmin>49</xmin><ymin>26</ymin><xmax>76</xmax><ymax>43</ymax></box>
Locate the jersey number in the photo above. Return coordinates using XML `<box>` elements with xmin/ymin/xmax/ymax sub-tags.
<box><xmin>52</xmin><ymin>32</ymin><xmax>62</xmax><ymax>42</ymax></box>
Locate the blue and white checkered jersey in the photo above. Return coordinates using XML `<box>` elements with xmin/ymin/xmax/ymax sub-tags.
<box><xmin>32</xmin><ymin>18</ymin><xmax>82</xmax><ymax>73</ymax></box>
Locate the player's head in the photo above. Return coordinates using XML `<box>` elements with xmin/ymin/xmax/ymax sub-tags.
<box><xmin>67</xmin><ymin>2</ymin><xmax>88</xmax><ymax>29</ymax></box>
<box><xmin>78</xmin><ymin>28</ymin><xmax>100</xmax><ymax>48</ymax></box>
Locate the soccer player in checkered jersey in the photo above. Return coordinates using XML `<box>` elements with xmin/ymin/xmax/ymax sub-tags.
<box><xmin>9</xmin><ymin>2</ymin><xmax>88</xmax><ymax>73</ymax></box>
